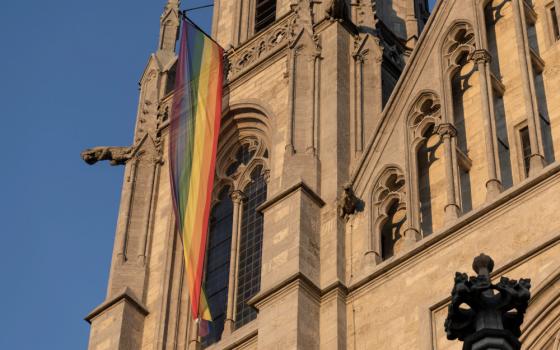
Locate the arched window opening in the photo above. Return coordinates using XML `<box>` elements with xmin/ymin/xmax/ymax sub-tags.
<box><xmin>533</xmin><ymin>66</ymin><xmax>556</xmax><ymax>166</ymax></box>
<box><xmin>371</xmin><ymin>167</ymin><xmax>407</xmax><ymax>260</ymax></box>
<box><xmin>382</xmin><ymin>64</ymin><xmax>400</xmax><ymax>108</ymax></box>
<box><xmin>526</xmin><ymin>9</ymin><xmax>555</xmax><ymax>166</ymax></box>
<box><xmin>380</xmin><ymin>200</ymin><xmax>406</xmax><ymax>260</ymax></box>
<box><xmin>417</xmin><ymin>125</ymin><xmax>442</xmax><ymax>236</ymax></box>
<box><xmin>484</xmin><ymin>1</ymin><xmax>518</xmax><ymax>188</ymax></box>
<box><xmin>165</xmin><ymin>62</ymin><xmax>177</xmax><ymax>96</ymax></box>
<box><xmin>452</xmin><ymin>52</ymin><xmax>473</xmax><ymax>155</ymax></box>
<box><xmin>202</xmin><ymin>187</ymin><xmax>234</xmax><ymax>347</ymax></box>
<box><xmin>408</xmin><ymin>92</ymin><xmax>450</xmax><ymax>236</ymax></box>
<box><xmin>208</xmin><ymin>108</ymin><xmax>270</xmax><ymax>333</ymax></box>
<box><xmin>235</xmin><ymin>165</ymin><xmax>267</xmax><ymax>328</ymax></box>
<box><xmin>450</xmin><ymin>49</ymin><xmax>478</xmax><ymax>213</ymax></box>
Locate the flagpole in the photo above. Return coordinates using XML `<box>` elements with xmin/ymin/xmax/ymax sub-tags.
<box><xmin>179</xmin><ymin>11</ymin><xmax>225</xmax><ymax>50</ymax></box>
<box><xmin>184</xmin><ymin>4</ymin><xmax>213</xmax><ymax>12</ymax></box>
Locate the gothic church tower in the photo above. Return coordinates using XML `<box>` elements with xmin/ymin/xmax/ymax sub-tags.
<box><xmin>85</xmin><ymin>0</ymin><xmax>560</xmax><ymax>348</ymax></box>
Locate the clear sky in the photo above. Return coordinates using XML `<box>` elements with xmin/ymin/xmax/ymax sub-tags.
<box><xmin>0</xmin><ymin>1</ymin><xmax>435</xmax><ymax>349</ymax></box>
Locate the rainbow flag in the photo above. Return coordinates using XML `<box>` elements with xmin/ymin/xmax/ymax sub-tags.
<box><xmin>169</xmin><ymin>17</ymin><xmax>224</xmax><ymax>326</ymax></box>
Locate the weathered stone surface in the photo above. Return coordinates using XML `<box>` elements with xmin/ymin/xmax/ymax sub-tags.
<box><xmin>85</xmin><ymin>0</ymin><xmax>560</xmax><ymax>349</ymax></box>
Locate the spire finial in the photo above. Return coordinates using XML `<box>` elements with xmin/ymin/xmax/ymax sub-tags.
<box><xmin>159</xmin><ymin>0</ymin><xmax>181</xmax><ymax>52</ymax></box>
<box><xmin>166</xmin><ymin>0</ymin><xmax>180</xmax><ymax>8</ymax></box>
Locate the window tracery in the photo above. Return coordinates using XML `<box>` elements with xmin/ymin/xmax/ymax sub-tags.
<box><xmin>202</xmin><ymin>129</ymin><xmax>269</xmax><ymax>345</ymax></box>
<box><xmin>442</xmin><ymin>23</ymin><xmax>478</xmax><ymax>215</ymax></box>
<box><xmin>202</xmin><ymin>187</ymin><xmax>234</xmax><ymax>346</ymax></box>
<box><xmin>235</xmin><ymin>165</ymin><xmax>267</xmax><ymax>327</ymax></box>
<box><xmin>443</xmin><ymin>23</ymin><xmax>476</xmax><ymax>68</ymax></box>
<box><xmin>407</xmin><ymin>92</ymin><xmax>449</xmax><ymax>237</ymax></box>
<box><xmin>371</xmin><ymin>166</ymin><xmax>407</xmax><ymax>260</ymax></box>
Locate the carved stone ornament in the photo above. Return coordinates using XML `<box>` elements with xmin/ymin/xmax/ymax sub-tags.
<box><xmin>81</xmin><ymin>146</ymin><xmax>133</xmax><ymax>166</ymax></box>
<box><xmin>338</xmin><ymin>183</ymin><xmax>361</xmax><ymax>220</ymax></box>
<box><xmin>445</xmin><ymin>254</ymin><xmax>531</xmax><ymax>350</ymax></box>
<box><xmin>227</xmin><ymin>14</ymin><xmax>292</xmax><ymax>80</ymax></box>
<box><xmin>469</xmin><ymin>49</ymin><xmax>492</xmax><ymax>64</ymax></box>
<box><xmin>436</xmin><ymin>123</ymin><xmax>458</xmax><ymax>138</ymax></box>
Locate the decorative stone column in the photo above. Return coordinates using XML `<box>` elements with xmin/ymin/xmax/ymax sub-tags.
<box><xmin>436</xmin><ymin>123</ymin><xmax>460</xmax><ymax>222</ymax></box>
<box><xmin>511</xmin><ymin>0</ymin><xmax>545</xmax><ymax>176</ymax></box>
<box><xmin>445</xmin><ymin>254</ymin><xmax>532</xmax><ymax>350</ymax></box>
<box><xmin>470</xmin><ymin>49</ymin><xmax>502</xmax><ymax>200</ymax></box>
<box><xmin>224</xmin><ymin>190</ymin><xmax>245</xmax><ymax>335</ymax></box>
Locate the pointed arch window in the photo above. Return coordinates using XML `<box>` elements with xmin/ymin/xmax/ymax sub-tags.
<box><xmin>371</xmin><ymin>167</ymin><xmax>407</xmax><ymax>261</ymax></box>
<box><xmin>202</xmin><ymin>187</ymin><xmax>234</xmax><ymax>346</ymax></box>
<box><xmin>235</xmin><ymin>165</ymin><xmax>267</xmax><ymax>327</ymax></box>
<box><xmin>202</xmin><ymin>135</ymin><xmax>269</xmax><ymax>346</ymax></box>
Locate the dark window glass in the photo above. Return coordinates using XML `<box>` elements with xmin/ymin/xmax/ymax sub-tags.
<box><xmin>202</xmin><ymin>187</ymin><xmax>233</xmax><ymax>347</ymax></box>
<box><xmin>235</xmin><ymin>166</ymin><xmax>267</xmax><ymax>328</ymax></box>
<box><xmin>255</xmin><ymin>0</ymin><xmax>276</xmax><ymax>33</ymax></box>
<box><xmin>165</xmin><ymin>62</ymin><xmax>177</xmax><ymax>95</ymax></box>
<box><xmin>520</xmin><ymin>126</ymin><xmax>531</xmax><ymax>178</ymax></box>
<box><xmin>381</xmin><ymin>66</ymin><xmax>399</xmax><ymax>109</ymax></box>
<box><xmin>552</xmin><ymin>7</ymin><xmax>560</xmax><ymax>40</ymax></box>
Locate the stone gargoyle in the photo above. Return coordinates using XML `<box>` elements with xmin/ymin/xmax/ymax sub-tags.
<box><xmin>326</xmin><ymin>0</ymin><xmax>348</xmax><ymax>20</ymax></box>
<box><xmin>338</xmin><ymin>183</ymin><xmax>362</xmax><ymax>220</ymax></box>
<box><xmin>81</xmin><ymin>146</ymin><xmax>133</xmax><ymax>166</ymax></box>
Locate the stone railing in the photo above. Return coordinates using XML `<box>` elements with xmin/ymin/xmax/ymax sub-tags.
<box><xmin>226</xmin><ymin>13</ymin><xmax>295</xmax><ymax>81</ymax></box>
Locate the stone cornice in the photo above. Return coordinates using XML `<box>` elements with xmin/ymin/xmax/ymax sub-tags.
<box><xmin>348</xmin><ymin>162</ymin><xmax>560</xmax><ymax>299</ymax></box>
<box><xmin>257</xmin><ymin>181</ymin><xmax>325</xmax><ymax>213</ymax></box>
<box><xmin>249</xmin><ymin>273</ymin><xmax>321</xmax><ymax>309</ymax></box>
<box><xmin>85</xmin><ymin>287</ymin><xmax>149</xmax><ymax>324</ymax></box>
<box><xmin>249</xmin><ymin>272</ymin><xmax>349</xmax><ymax>309</ymax></box>
<box><xmin>425</xmin><ymin>234</ymin><xmax>560</xmax><ymax>349</ymax></box>
<box><xmin>205</xmin><ymin>323</ymin><xmax>257</xmax><ymax>350</ymax></box>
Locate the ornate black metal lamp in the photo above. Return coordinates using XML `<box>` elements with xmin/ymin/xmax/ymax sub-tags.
<box><xmin>445</xmin><ymin>254</ymin><xmax>531</xmax><ymax>350</ymax></box>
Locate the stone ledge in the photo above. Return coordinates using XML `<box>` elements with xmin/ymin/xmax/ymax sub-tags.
<box><xmin>257</xmin><ymin>181</ymin><xmax>325</xmax><ymax>213</ymax></box>
<box><xmin>85</xmin><ymin>288</ymin><xmax>149</xmax><ymax>324</ymax></box>
<box><xmin>205</xmin><ymin>322</ymin><xmax>257</xmax><ymax>350</ymax></box>
<box><xmin>249</xmin><ymin>272</ymin><xmax>321</xmax><ymax>309</ymax></box>
<box><xmin>349</xmin><ymin>162</ymin><xmax>560</xmax><ymax>297</ymax></box>
<box><xmin>249</xmin><ymin>272</ymin><xmax>349</xmax><ymax>310</ymax></box>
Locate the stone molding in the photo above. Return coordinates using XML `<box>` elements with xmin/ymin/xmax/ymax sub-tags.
<box><xmin>520</xmin><ymin>272</ymin><xmax>560</xmax><ymax>349</ymax></box>
<box><xmin>250</xmin><ymin>272</ymin><xmax>321</xmax><ymax>309</ymax></box>
<box><xmin>85</xmin><ymin>287</ymin><xmax>149</xmax><ymax>324</ymax></box>
<box><xmin>204</xmin><ymin>323</ymin><xmax>257</xmax><ymax>350</ymax></box>
<box><xmin>227</xmin><ymin>13</ymin><xmax>295</xmax><ymax>81</ymax></box>
<box><xmin>348</xmin><ymin>162</ymin><xmax>560</xmax><ymax>299</ymax></box>
<box><xmin>257</xmin><ymin>181</ymin><xmax>325</xmax><ymax>213</ymax></box>
<box><xmin>469</xmin><ymin>49</ymin><xmax>492</xmax><ymax>64</ymax></box>
<box><xmin>436</xmin><ymin>123</ymin><xmax>458</xmax><ymax>137</ymax></box>
<box><xmin>249</xmin><ymin>272</ymin><xmax>350</xmax><ymax>310</ymax></box>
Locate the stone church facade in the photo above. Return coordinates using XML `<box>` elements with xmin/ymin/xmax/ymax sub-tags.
<box><xmin>85</xmin><ymin>0</ymin><xmax>560</xmax><ymax>349</ymax></box>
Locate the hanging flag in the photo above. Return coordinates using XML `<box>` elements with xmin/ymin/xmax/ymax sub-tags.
<box><xmin>169</xmin><ymin>16</ymin><xmax>224</xmax><ymax>328</ymax></box>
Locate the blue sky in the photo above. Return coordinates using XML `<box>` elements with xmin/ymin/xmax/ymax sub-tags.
<box><xmin>0</xmin><ymin>1</ymin><xmax>435</xmax><ymax>349</ymax></box>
